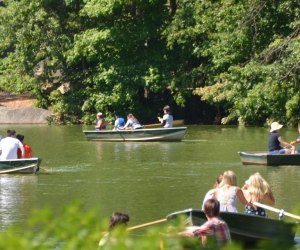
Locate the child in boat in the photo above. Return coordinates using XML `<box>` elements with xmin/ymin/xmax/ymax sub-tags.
<box><xmin>112</xmin><ymin>114</ymin><xmax>125</xmax><ymax>130</ymax></box>
<box><xmin>242</xmin><ymin>172</ymin><xmax>275</xmax><ymax>216</ymax></box>
<box><xmin>99</xmin><ymin>212</ymin><xmax>130</xmax><ymax>247</ymax></box>
<box><xmin>123</xmin><ymin>113</ymin><xmax>142</xmax><ymax>129</ymax></box>
<box><xmin>16</xmin><ymin>134</ymin><xmax>32</xmax><ymax>158</ymax></box>
<box><xmin>179</xmin><ymin>199</ymin><xmax>231</xmax><ymax>247</ymax></box>
<box><xmin>214</xmin><ymin>170</ymin><xmax>250</xmax><ymax>212</ymax></box>
<box><xmin>157</xmin><ymin>105</ymin><xmax>173</xmax><ymax>128</ymax></box>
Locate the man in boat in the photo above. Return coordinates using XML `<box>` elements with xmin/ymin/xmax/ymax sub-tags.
<box><xmin>112</xmin><ymin>114</ymin><xmax>125</xmax><ymax>130</ymax></box>
<box><xmin>179</xmin><ymin>199</ymin><xmax>231</xmax><ymax>247</ymax></box>
<box><xmin>0</xmin><ymin>129</ymin><xmax>24</xmax><ymax>160</ymax></box>
<box><xmin>268</xmin><ymin>122</ymin><xmax>294</xmax><ymax>154</ymax></box>
<box><xmin>157</xmin><ymin>105</ymin><xmax>173</xmax><ymax>128</ymax></box>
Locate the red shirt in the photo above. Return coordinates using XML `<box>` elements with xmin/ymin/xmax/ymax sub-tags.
<box><xmin>17</xmin><ymin>143</ymin><xmax>32</xmax><ymax>158</ymax></box>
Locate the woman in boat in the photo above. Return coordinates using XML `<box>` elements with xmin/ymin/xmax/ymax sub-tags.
<box><xmin>242</xmin><ymin>172</ymin><xmax>275</xmax><ymax>217</ymax></box>
<box><xmin>214</xmin><ymin>170</ymin><xmax>249</xmax><ymax>212</ymax></box>
<box><xmin>99</xmin><ymin>212</ymin><xmax>129</xmax><ymax>247</ymax></box>
<box><xmin>123</xmin><ymin>113</ymin><xmax>142</xmax><ymax>129</ymax></box>
<box><xmin>201</xmin><ymin>173</ymin><xmax>223</xmax><ymax>210</ymax></box>
<box><xmin>95</xmin><ymin>112</ymin><xmax>107</xmax><ymax>131</ymax></box>
<box><xmin>179</xmin><ymin>199</ymin><xmax>231</xmax><ymax>247</ymax></box>
<box><xmin>268</xmin><ymin>121</ymin><xmax>294</xmax><ymax>154</ymax></box>
<box><xmin>157</xmin><ymin>105</ymin><xmax>173</xmax><ymax>128</ymax></box>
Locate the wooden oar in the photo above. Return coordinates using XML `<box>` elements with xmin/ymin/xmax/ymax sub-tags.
<box><xmin>143</xmin><ymin>123</ymin><xmax>162</xmax><ymax>128</ymax></box>
<box><xmin>127</xmin><ymin>218</ymin><xmax>167</xmax><ymax>231</ymax></box>
<box><xmin>253</xmin><ymin>201</ymin><xmax>300</xmax><ymax>220</ymax></box>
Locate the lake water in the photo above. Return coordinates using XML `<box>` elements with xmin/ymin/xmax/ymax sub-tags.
<box><xmin>0</xmin><ymin>124</ymin><xmax>299</xmax><ymax>239</ymax></box>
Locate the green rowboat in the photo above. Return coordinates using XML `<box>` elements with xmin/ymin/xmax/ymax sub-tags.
<box><xmin>167</xmin><ymin>208</ymin><xmax>298</xmax><ymax>245</ymax></box>
<box><xmin>0</xmin><ymin>157</ymin><xmax>41</xmax><ymax>174</ymax></box>
<box><xmin>83</xmin><ymin>127</ymin><xmax>187</xmax><ymax>142</ymax></box>
<box><xmin>239</xmin><ymin>151</ymin><xmax>300</xmax><ymax>166</ymax></box>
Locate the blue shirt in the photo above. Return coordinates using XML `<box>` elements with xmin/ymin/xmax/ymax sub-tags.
<box><xmin>115</xmin><ymin>117</ymin><xmax>125</xmax><ymax>128</ymax></box>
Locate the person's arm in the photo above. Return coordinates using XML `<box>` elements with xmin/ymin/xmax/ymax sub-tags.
<box><xmin>19</xmin><ymin>142</ymin><xmax>25</xmax><ymax>158</ymax></box>
<box><xmin>157</xmin><ymin>116</ymin><xmax>163</xmax><ymax>123</ymax></box>
<box><xmin>95</xmin><ymin>120</ymin><xmax>101</xmax><ymax>129</ymax></box>
<box><xmin>262</xmin><ymin>192</ymin><xmax>275</xmax><ymax>205</ymax></box>
<box><xmin>278</xmin><ymin>136</ymin><xmax>294</xmax><ymax>149</ymax></box>
<box><xmin>290</xmin><ymin>138</ymin><xmax>300</xmax><ymax>145</ymax></box>
<box><xmin>27</xmin><ymin>145</ymin><xmax>33</xmax><ymax>158</ymax></box>
<box><xmin>236</xmin><ymin>187</ymin><xmax>250</xmax><ymax>206</ymax></box>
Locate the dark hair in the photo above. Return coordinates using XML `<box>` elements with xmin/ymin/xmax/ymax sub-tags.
<box><xmin>7</xmin><ymin>129</ymin><xmax>16</xmax><ymax>137</ymax></box>
<box><xmin>109</xmin><ymin>212</ymin><xmax>129</xmax><ymax>230</ymax></box>
<box><xmin>204</xmin><ymin>199</ymin><xmax>220</xmax><ymax>217</ymax></box>
<box><xmin>16</xmin><ymin>134</ymin><xmax>24</xmax><ymax>142</ymax></box>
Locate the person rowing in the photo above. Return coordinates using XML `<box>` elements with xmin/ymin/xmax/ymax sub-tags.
<box><xmin>268</xmin><ymin>122</ymin><xmax>294</xmax><ymax>154</ymax></box>
<box><xmin>157</xmin><ymin>105</ymin><xmax>173</xmax><ymax>128</ymax></box>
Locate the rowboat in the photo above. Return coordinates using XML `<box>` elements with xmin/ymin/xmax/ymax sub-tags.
<box><xmin>239</xmin><ymin>151</ymin><xmax>300</xmax><ymax>166</ymax></box>
<box><xmin>0</xmin><ymin>157</ymin><xmax>41</xmax><ymax>174</ymax></box>
<box><xmin>83</xmin><ymin>127</ymin><xmax>187</xmax><ymax>142</ymax></box>
<box><xmin>167</xmin><ymin>208</ymin><xmax>298</xmax><ymax>245</ymax></box>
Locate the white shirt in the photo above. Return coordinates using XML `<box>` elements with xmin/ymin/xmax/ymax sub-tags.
<box><xmin>0</xmin><ymin>137</ymin><xmax>24</xmax><ymax>160</ymax></box>
<box><xmin>163</xmin><ymin>114</ymin><xmax>173</xmax><ymax>128</ymax></box>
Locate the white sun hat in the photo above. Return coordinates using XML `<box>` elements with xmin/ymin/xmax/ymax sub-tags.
<box><xmin>270</xmin><ymin>122</ymin><xmax>283</xmax><ymax>132</ymax></box>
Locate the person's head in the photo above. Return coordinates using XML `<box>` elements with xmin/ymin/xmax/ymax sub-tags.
<box><xmin>204</xmin><ymin>198</ymin><xmax>220</xmax><ymax>218</ymax></box>
<box><xmin>244</xmin><ymin>172</ymin><xmax>272</xmax><ymax>200</ymax></box>
<box><xmin>213</xmin><ymin>174</ymin><xmax>223</xmax><ymax>188</ymax></box>
<box><xmin>109</xmin><ymin>212</ymin><xmax>130</xmax><ymax>230</ymax></box>
<box><xmin>163</xmin><ymin>105</ymin><xmax>170</xmax><ymax>114</ymax></box>
<box><xmin>16</xmin><ymin>134</ymin><xmax>24</xmax><ymax>143</ymax></box>
<box><xmin>221</xmin><ymin>170</ymin><xmax>237</xmax><ymax>186</ymax></box>
<box><xmin>270</xmin><ymin>122</ymin><xmax>283</xmax><ymax>133</ymax></box>
<box><xmin>7</xmin><ymin>129</ymin><xmax>16</xmax><ymax>137</ymax></box>
<box><xmin>127</xmin><ymin>113</ymin><xmax>133</xmax><ymax>119</ymax></box>
<box><xmin>97</xmin><ymin>112</ymin><xmax>103</xmax><ymax>119</ymax></box>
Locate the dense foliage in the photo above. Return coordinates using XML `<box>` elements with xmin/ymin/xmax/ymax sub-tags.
<box><xmin>0</xmin><ymin>0</ymin><xmax>300</xmax><ymax>125</ymax></box>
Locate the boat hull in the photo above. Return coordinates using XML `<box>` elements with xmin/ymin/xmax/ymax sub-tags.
<box><xmin>239</xmin><ymin>151</ymin><xmax>300</xmax><ymax>166</ymax></box>
<box><xmin>83</xmin><ymin>127</ymin><xmax>187</xmax><ymax>142</ymax></box>
<box><xmin>0</xmin><ymin>157</ymin><xmax>41</xmax><ymax>174</ymax></box>
<box><xmin>167</xmin><ymin>208</ymin><xmax>297</xmax><ymax>245</ymax></box>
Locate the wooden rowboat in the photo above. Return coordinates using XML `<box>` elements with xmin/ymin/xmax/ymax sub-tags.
<box><xmin>83</xmin><ymin>127</ymin><xmax>187</xmax><ymax>142</ymax></box>
<box><xmin>0</xmin><ymin>157</ymin><xmax>41</xmax><ymax>174</ymax></box>
<box><xmin>239</xmin><ymin>151</ymin><xmax>300</xmax><ymax>166</ymax></box>
<box><xmin>167</xmin><ymin>208</ymin><xmax>298</xmax><ymax>245</ymax></box>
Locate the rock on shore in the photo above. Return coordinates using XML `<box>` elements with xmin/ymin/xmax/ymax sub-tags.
<box><xmin>0</xmin><ymin>107</ymin><xmax>52</xmax><ymax>124</ymax></box>
<box><xmin>0</xmin><ymin>92</ymin><xmax>52</xmax><ymax>124</ymax></box>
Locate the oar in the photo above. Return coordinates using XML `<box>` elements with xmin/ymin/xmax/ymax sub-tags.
<box><xmin>127</xmin><ymin>218</ymin><xmax>167</xmax><ymax>231</ymax></box>
<box><xmin>143</xmin><ymin>123</ymin><xmax>162</xmax><ymax>128</ymax></box>
<box><xmin>253</xmin><ymin>201</ymin><xmax>300</xmax><ymax>220</ymax></box>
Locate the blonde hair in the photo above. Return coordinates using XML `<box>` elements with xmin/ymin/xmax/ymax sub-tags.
<box><xmin>243</xmin><ymin>172</ymin><xmax>273</xmax><ymax>202</ymax></box>
<box><xmin>221</xmin><ymin>170</ymin><xmax>237</xmax><ymax>186</ymax></box>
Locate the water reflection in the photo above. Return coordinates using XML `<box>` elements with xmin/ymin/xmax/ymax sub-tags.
<box><xmin>0</xmin><ymin>175</ymin><xmax>38</xmax><ymax>230</ymax></box>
